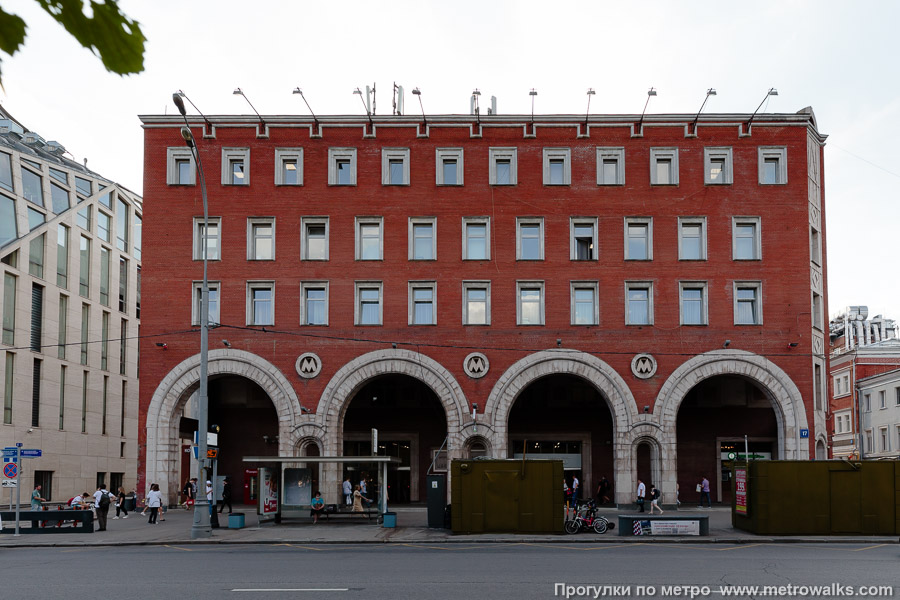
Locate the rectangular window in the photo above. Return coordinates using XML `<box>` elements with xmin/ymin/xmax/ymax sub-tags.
<box><xmin>382</xmin><ymin>148</ymin><xmax>410</xmax><ymax>185</ymax></box>
<box><xmin>193</xmin><ymin>218</ymin><xmax>221</xmax><ymax>260</ymax></box>
<box><xmin>704</xmin><ymin>147</ymin><xmax>733</xmax><ymax>185</ymax></box>
<box><xmin>2</xmin><ymin>273</ymin><xmax>16</xmax><ymax>345</ymax></box>
<box><xmin>328</xmin><ymin>148</ymin><xmax>357</xmax><ymax>185</ymax></box>
<box><xmin>812</xmin><ymin>292</ymin><xmax>823</xmax><ymax>330</ymax></box>
<box><xmin>355</xmin><ymin>282</ymin><xmax>383</xmax><ymax>326</ymax></box>
<box><xmin>865</xmin><ymin>394</ymin><xmax>871</xmax><ymax>412</ymax></box>
<box><xmin>120</xmin><ymin>381</ymin><xmax>126</xmax><ymax>437</ymax></box>
<box><xmin>409</xmin><ymin>282</ymin><xmax>436</xmax><ymax>325</ymax></box>
<box><xmin>247</xmin><ymin>282</ymin><xmax>274</xmax><ymax>326</ymax></box>
<box><xmin>58</xmin><ymin>364</ymin><xmax>65</xmax><ymax>430</ymax></box>
<box><xmin>274</xmin><ymin>148</ymin><xmax>303</xmax><ymax>185</ymax></box>
<box><xmin>0</xmin><ymin>197</ymin><xmax>17</xmax><ymax>246</ymax></box>
<box><xmin>814</xmin><ymin>362</ymin><xmax>823</xmax><ymax>411</ymax></box>
<box><xmin>101</xmin><ymin>311</ymin><xmax>109</xmax><ymax>371</ymax></box>
<box><xmin>101</xmin><ymin>375</ymin><xmax>108</xmax><ymax>435</ymax></box>
<box><xmin>543</xmin><ymin>148</ymin><xmax>571</xmax><ymax>185</ymax></box>
<box><xmin>301</xmin><ymin>217</ymin><xmax>329</xmax><ymax>260</ymax></box>
<box><xmin>3</xmin><ymin>352</ymin><xmax>12</xmax><ymax>424</ymax></box>
<box><xmin>462</xmin><ymin>282</ymin><xmax>490</xmax><ymax>326</ymax></box>
<box><xmin>30</xmin><ymin>284</ymin><xmax>43</xmax><ymax>352</ymax></box>
<box><xmin>625</xmin><ymin>218</ymin><xmax>652</xmax><ymax>260</ymax></box>
<box><xmin>80</xmin><ymin>304</ymin><xmax>89</xmax><ymax>365</ymax></box>
<box><xmin>56</xmin><ymin>225</ymin><xmax>69</xmax><ymax>288</ymax></box>
<box><xmin>650</xmin><ymin>148</ymin><xmax>679</xmax><ymax>185</ymax></box>
<box><xmin>118</xmin><ymin>257</ymin><xmax>128</xmax><ymax>313</ymax></box>
<box><xmin>166</xmin><ymin>147</ymin><xmax>195</xmax><ymax>185</ymax></box>
<box><xmin>810</xmin><ymin>227</ymin><xmax>821</xmax><ymax>265</ymax></box>
<box><xmin>27</xmin><ymin>207</ymin><xmax>45</xmax><ymax>232</ymax></box>
<box><xmin>49</xmin><ymin>167</ymin><xmax>68</xmax><ymax>186</ymax></box>
<box><xmin>517</xmin><ymin>218</ymin><xmax>544</xmax><ymax>260</ymax></box>
<box><xmin>896</xmin><ymin>387</ymin><xmax>900</xmax><ymax>406</ymax></box>
<box><xmin>758</xmin><ymin>147</ymin><xmax>787</xmax><ymax>184</ymax></box>
<box><xmin>81</xmin><ymin>370</ymin><xmax>88</xmax><ymax>433</ymax></box>
<box><xmin>74</xmin><ymin>176</ymin><xmax>92</xmax><ymax>198</ymax></box>
<box><xmin>119</xmin><ymin>319</ymin><xmax>127</xmax><ymax>375</ymax></box>
<box><xmin>489</xmin><ymin>147</ymin><xmax>517</xmax><ymax>185</ymax></box>
<box><xmin>300</xmin><ymin>282</ymin><xmax>328</xmax><ymax>326</ymax></box>
<box><xmin>733</xmin><ymin>218</ymin><xmax>761</xmax><ymax>260</ymax></box>
<box><xmin>98</xmin><ymin>211</ymin><xmax>111</xmax><ymax>243</ymax></box>
<box><xmin>32</xmin><ymin>358</ymin><xmax>41</xmax><ymax>427</ymax></box>
<box><xmin>100</xmin><ymin>247</ymin><xmax>110</xmax><ymax>306</ymax></box>
<box><xmin>57</xmin><ymin>294</ymin><xmax>67</xmax><ymax>360</ymax></box>
<box><xmin>879</xmin><ymin>390</ymin><xmax>886</xmax><ymax>409</ymax></box>
<box><xmin>135</xmin><ymin>267</ymin><xmax>141</xmax><ymax>319</ymax></box>
<box><xmin>133</xmin><ymin>214</ymin><xmax>141</xmax><ymax>261</ymax></box>
<box><xmin>29</xmin><ymin>234</ymin><xmax>44</xmax><ymax>278</ymax></box>
<box><xmin>116</xmin><ymin>198</ymin><xmax>129</xmax><ymax>252</ymax></box>
<box><xmin>192</xmin><ymin>281</ymin><xmax>220</xmax><ymax>326</ymax></box>
<box><xmin>571</xmin><ymin>282</ymin><xmax>599</xmax><ymax>325</ymax></box>
<box><xmin>79</xmin><ymin>236</ymin><xmax>90</xmax><ymax>297</ymax></box>
<box><xmin>625</xmin><ymin>282</ymin><xmax>653</xmax><ymax>325</ymax></box>
<box><xmin>409</xmin><ymin>218</ymin><xmax>436</xmax><ymax>260</ymax></box>
<box><xmin>596</xmin><ymin>147</ymin><xmax>625</xmax><ymax>185</ymax></box>
<box><xmin>570</xmin><ymin>219</ymin><xmax>598</xmax><ymax>261</ymax></box>
<box><xmin>680</xmin><ymin>282</ymin><xmax>708</xmax><ymax>325</ymax></box>
<box><xmin>22</xmin><ymin>167</ymin><xmax>44</xmax><ymax>207</ymax></box>
<box><xmin>0</xmin><ymin>152</ymin><xmax>12</xmax><ymax>192</ymax></box>
<box><xmin>735</xmin><ymin>282</ymin><xmax>762</xmax><ymax>325</ymax></box>
<box><xmin>221</xmin><ymin>148</ymin><xmax>250</xmax><ymax>185</ymax></box>
<box><xmin>76</xmin><ymin>205</ymin><xmax>91</xmax><ymax>231</ymax></box>
<box><xmin>462</xmin><ymin>218</ymin><xmax>490</xmax><ymax>260</ymax></box>
<box><xmin>356</xmin><ymin>218</ymin><xmax>383</xmax><ymax>260</ymax></box>
<box><xmin>436</xmin><ymin>148</ymin><xmax>463</xmax><ymax>185</ymax></box>
<box><xmin>678</xmin><ymin>217</ymin><xmax>707</xmax><ymax>260</ymax></box>
<box><xmin>247</xmin><ymin>218</ymin><xmax>275</xmax><ymax>260</ymax></box>
<box><xmin>50</xmin><ymin>182</ymin><xmax>69</xmax><ymax>214</ymax></box>
<box><xmin>517</xmin><ymin>282</ymin><xmax>544</xmax><ymax>326</ymax></box>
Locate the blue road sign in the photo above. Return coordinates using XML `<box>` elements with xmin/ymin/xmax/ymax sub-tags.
<box><xmin>3</xmin><ymin>457</ymin><xmax>17</xmax><ymax>463</ymax></box>
<box><xmin>2</xmin><ymin>449</ymin><xmax>17</xmax><ymax>456</ymax></box>
<box><xmin>3</xmin><ymin>463</ymin><xmax>17</xmax><ymax>478</ymax></box>
<box><xmin>19</xmin><ymin>449</ymin><xmax>41</xmax><ymax>458</ymax></box>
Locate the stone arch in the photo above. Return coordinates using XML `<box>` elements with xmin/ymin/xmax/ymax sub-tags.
<box><xmin>815</xmin><ymin>437</ymin><xmax>827</xmax><ymax>460</ymax></box>
<box><xmin>145</xmin><ymin>349</ymin><xmax>302</xmax><ymax>502</ymax></box>
<box><xmin>463</xmin><ymin>434</ymin><xmax>493</xmax><ymax>459</ymax></box>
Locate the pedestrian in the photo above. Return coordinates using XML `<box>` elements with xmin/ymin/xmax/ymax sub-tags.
<box><xmin>636</xmin><ymin>478</ymin><xmax>646</xmax><ymax>513</ymax></box>
<box><xmin>93</xmin><ymin>484</ymin><xmax>114</xmax><ymax>531</ymax></box>
<box><xmin>342</xmin><ymin>477</ymin><xmax>353</xmax><ymax>506</ymax></box>
<box><xmin>676</xmin><ymin>483</ymin><xmax>681</xmax><ymax>507</ymax></box>
<box><xmin>563</xmin><ymin>478</ymin><xmax>571</xmax><ymax>516</ymax></box>
<box><xmin>30</xmin><ymin>484</ymin><xmax>46</xmax><ymax>529</ymax></box>
<box><xmin>206</xmin><ymin>480</ymin><xmax>214</xmax><ymax>515</ymax></box>
<box><xmin>181</xmin><ymin>478</ymin><xmax>194</xmax><ymax>510</ymax></box>
<box><xmin>572</xmin><ymin>475</ymin><xmax>580</xmax><ymax>501</ymax></box>
<box><xmin>147</xmin><ymin>483</ymin><xmax>162</xmax><ymax>524</ymax></box>
<box><xmin>699</xmin><ymin>476</ymin><xmax>711</xmax><ymax>508</ymax></box>
<box><xmin>649</xmin><ymin>484</ymin><xmax>664</xmax><ymax>514</ymax></box>
<box><xmin>596</xmin><ymin>475</ymin><xmax>611</xmax><ymax>505</ymax></box>
<box><xmin>351</xmin><ymin>484</ymin><xmax>370</xmax><ymax>516</ymax></box>
<box><xmin>114</xmin><ymin>486</ymin><xmax>129</xmax><ymax>519</ymax></box>
<box><xmin>310</xmin><ymin>491</ymin><xmax>325</xmax><ymax>524</ymax></box>
<box><xmin>218</xmin><ymin>477</ymin><xmax>233</xmax><ymax>514</ymax></box>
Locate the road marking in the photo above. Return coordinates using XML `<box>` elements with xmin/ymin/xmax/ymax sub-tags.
<box><xmin>520</xmin><ymin>542</ymin><xmax>633</xmax><ymax>551</ymax></box>
<box><xmin>851</xmin><ymin>544</ymin><xmax>887</xmax><ymax>552</ymax></box>
<box><xmin>716</xmin><ymin>543</ymin><xmax>762</xmax><ymax>551</ymax></box>
<box><xmin>232</xmin><ymin>589</ymin><xmax>348</xmax><ymax>593</ymax></box>
<box><xmin>163</xmin><ymin>544</ymin><xmax>193</xmax><ymax>551</ymax></box>
<box><xmin>273</xmin><ymin>543</ymin><xmax>326</xmax><ymax>551</ymax></box>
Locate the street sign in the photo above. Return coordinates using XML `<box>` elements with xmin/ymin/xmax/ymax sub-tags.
<box><xmin>3</xmin><ymin>456</ymin><xmax>17</xmax><ymax>463</ymax></box>
<box><xmin>800</xmin><ymin>429</ymin><xmax>809</xmax><ymax>439</ymax></box>
<box><xmin>3</xmin><ymin>463</ymin><xmax>17</xmax><ymax>478</ymax></box>
<box><xmin>2</xmin><ymin>449</ymin><xmax>17</xmax><ymax>456</ymax></box>
<box><xmin>1</xmin><ymin>480</ymin><xmax>15</xmax><ymax>487</ymax></box>
<box><xmin>19</xmin><ymin>449</ymin><xmax>41</xmax><ymax>458</ymax></box>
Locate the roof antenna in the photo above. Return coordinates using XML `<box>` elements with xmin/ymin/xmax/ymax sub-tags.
<box><xmin>585</xmin><ymin>88</ymin><xmax>596</xmax><ymax>128</ymax></box>
<box><xmin>392</xmin><ymin>83</ymin><xmax>404</xmax><ymax>115</ymax></box>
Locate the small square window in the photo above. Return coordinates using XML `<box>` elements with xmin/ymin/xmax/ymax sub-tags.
<box><xmin>300</xmin><ymin>282</ymin><xmax>328</xmax><ymax>326</ymax></box>
<box><xmin>704</xmin><ymin>147</ymin><xmax>733</xmax><ymax>185</ymax></box>
<box><xmin>462</xmin><ymin>281</ymin><xmax>490</xmax><ymax>325</ymax></box>
<box><xmin>355</xmin><ymin>282</ymin><xmax>383</xmax><ymax>326</ymax></box>
<box><xmin>489</xmin><ymin>148</ymin><xmax>517</xmax><ymax>185</ymax></box>
<box><xmin>679</xmin><ymin>282</ymin><xmax>708</xmax><ymax>326</ymax></box>
<box><xmin>517</xmin><ymin>218</ymin><xmax>544</xmax><ymax>260</ymax></box>
<box><xmin>301</xmin><ymin>217</ymin><xmax>329</xmax><ymax>261</ymax></box>
<box><xmin>734</xmin><ymin>282</ymin><xmax>762</xmax><ymax>325</ymax></box>
<box><xmin>571</xmin><ymin>282</ymin><xmax>599</xmax><ymax>325</ymax></box>
<box><xmin>167</xmin><ymin>148</ymin><xmax>195</xmax><ymax>185</ymax></box>
<box><xmin>247</xmin><ymin>218</ymin><xmax>275</xmax><ymax>260</ymax></box>
<box><xmin>409</xmin><ymin>282</ymin><xmax>436</xmax><ymax>325</ymax></box>
<box><xmin>570</xmin><ymin>218</ymin><xmax>598</xmax><ymax>261</ymax></box>
<box><xmin>596</xmin><ymin>147</ymin><xmax>625</xmax><ymax>185</ymax></box>
<box><xmin>759</xmin><ymin>147</ymin><xmax>787</xmax><ymax>184</ymax></box>
<box><xmin>193</xmin><ymin>217</ymin><xmax>221</xmax><ymax>261</ymax></box>
<box><xmin>462</xmin><ymin>217</ymin><xmax>490</xmax><ymax>260</ymax></box>
<box><xmin>650</xmin><ymin>148</ymin><xmax>679</xmax><ymax>186</ymax></box>
<box><xmin>247</xmin><ymin>282</ymin><xmax>274</xmax><ymax>326</ymax></box>
<box><xmin>275</xmin><ymin>148</ymin><xmax>303</xmax><ymax>186</ymax></box>
<box><xmin>409</xmin><ymin>218</ymin><xmax>436</xmax><ymax>260</ymax></box>
<box><xmin>355</xmin><ymin>217</ymin><xmax>383</xmax><ymax>260</ymax></box>
<box><xmin>625</xmin><ymin>282</ymin><xmax>653</xmax><ymax>325</ymax></box>
<box><xmin>678</xmin><ymin>217</ymin><xmax>707</xmax><ymax>260</ymax></box>
<box><xmin>221</xmin><ymin>148</ymin><xmax>250</xmax><ymax>185</ymax></box>
<box><xmin>436</xmin><ymin>148</ymin><xmax>463</xmax><ymax>185</ymax></box>
<box><xmin>543</xmin><ymin>148</ymin><xmax>571</xmax><ymax>185</ymax></box>
<box><xmin>624</xmin><ymin>218</ymin><xmax>652</xmax><ymax>261</ymax></box>
<box><xmin>382</xmin><ymin>148</ymin><xmax>410</xmax><ymax>186</ymax></box>
<box><xmin>329</xmin><ymin>148</ymin><xmax>357</xmax><ymax>185</ymax></box>
<box><xmin>733</xmin><ymin>217</ymin><xmax>761</xmax><ymax>260</ymax></box>
<box><xmin>517</xmin><ymin>281</ymin><xmax>544</xmax><ymax>326</ymax></box>
<box><xmin>192</xmin><ymin>281</ymin><xmax>220</xmax><ymax>326</ymax></box>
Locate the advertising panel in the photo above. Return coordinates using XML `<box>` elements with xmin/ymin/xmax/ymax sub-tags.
<box><xmin>735</xmin><ymin>466</ymin><xmax>748</xmax><ymax>515</ymax></box>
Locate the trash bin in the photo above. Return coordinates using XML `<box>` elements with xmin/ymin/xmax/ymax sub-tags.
<box><xmin>382</xmin><ymin>512</ymin><xmax>396</xmax><ymax>528</ymax></box>
<box><xmin>228</xmin><ymin>512</ymin><xmax>245</xmax><ymax>529</ymax></box>
<box><xmin>123</xmin><ymin>495</ymin><xmax>136</xmax><ymax>513</ymax></box>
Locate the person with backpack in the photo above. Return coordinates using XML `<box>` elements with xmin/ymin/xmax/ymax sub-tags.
<box><xmin>93</xmin><ymin>484</ymin><xmax>114</xmax><ymax>531</ymax></box>
<box><xmin>649</xmin><ymin>484</ymin><xmax>664</xmax><ymax>514</ymax></box>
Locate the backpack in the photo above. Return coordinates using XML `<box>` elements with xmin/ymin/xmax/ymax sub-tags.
<box><xmin>98</xmin><ymin>491</ymin><xmax>111</xmax><ymax>507</ymax></box>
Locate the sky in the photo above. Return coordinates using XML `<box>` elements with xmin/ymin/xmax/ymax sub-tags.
<box><xmin>1</xmin><ymin>0</ymin><xmax>898</xmax><ymax>322</ymax></box>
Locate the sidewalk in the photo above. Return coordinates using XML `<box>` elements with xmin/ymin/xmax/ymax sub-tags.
<box><xmin>1</xmin><ymin>504</ymin><xmax>896</xmax><ymax>547</ymax></box>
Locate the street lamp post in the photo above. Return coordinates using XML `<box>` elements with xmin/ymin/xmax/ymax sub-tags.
<box><xmin>172</xmin><ymin>93</ymin><xmax>212</xmax><ymax>539</ymax></box>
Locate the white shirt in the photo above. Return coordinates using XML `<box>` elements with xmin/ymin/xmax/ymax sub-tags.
<box><xmin>342</xmin><ymin>480</ymin><xmax>352</xmax><ymax>495</ymax></box>
<box><xmin>147</xmin><ymin>490</ymin><xmax>162</xmax><ymax>508</ymax></box>
<box><xmin>94</xmin><ymin>489</ymin><xmax>111</xmax><ymax>506</ymax></box>
<box><xmin>572</xmin><ymin>477</ymin><xmax>579</xmax><ymax>491</ymax></box>
<box><xmin>637</xmin><ymin>482</ymin><xmax>646</xmax><ymax>498</ymax></box>
<box><xmin>206</xmin><ymin>483</ymin><xmax>213</xmax><ymax>501</ymax></box>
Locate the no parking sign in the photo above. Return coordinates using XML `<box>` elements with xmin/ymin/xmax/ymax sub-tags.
<box><xmin>2</xmin><ymin>462</ymin><xmax>16</xmax><ymax>479</ymax></box>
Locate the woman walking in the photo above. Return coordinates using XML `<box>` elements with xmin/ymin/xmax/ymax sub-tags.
<box><xmin>114</xmin><ymin>486</ymin><xmax>129</xmax><ymax>519</ymax></box>
<box><xmin>352</xmin><ymin>484</ymin><xmax>370</xmax><ymax>517</ymax></box>
<box><xmin>146</xmin><ymin>483</ymin><xmax>162</xmax><ymax>524</ymax></box>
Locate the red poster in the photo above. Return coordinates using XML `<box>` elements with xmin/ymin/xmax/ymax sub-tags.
<box><xmin>735</xmin><ymin>467</ymin><xmax>748</xmax><ymax>515</ymax></box>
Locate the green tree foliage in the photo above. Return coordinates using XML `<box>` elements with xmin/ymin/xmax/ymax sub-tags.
<box><xmin>0</xmin><ymin>0</ymin><xmax>146</xmax><ymax>86</ymax></box>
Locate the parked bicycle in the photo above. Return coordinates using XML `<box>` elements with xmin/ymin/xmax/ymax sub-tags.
<box><xmin>564</xmin><ymin>498</ymin><xmax>614</xmax><ymax>534</ymax></box>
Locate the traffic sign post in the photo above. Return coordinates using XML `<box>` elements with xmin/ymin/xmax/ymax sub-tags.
<box><xmin>14</xmin><ymin>444</ymin><xmax>21</xmax><ymax>536</ymax></box>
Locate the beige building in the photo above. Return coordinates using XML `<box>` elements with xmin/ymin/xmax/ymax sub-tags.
<box><xmin>0</xmin><ymin>106</ymin><xmax>141</xmax><ymax>503</ymax></box>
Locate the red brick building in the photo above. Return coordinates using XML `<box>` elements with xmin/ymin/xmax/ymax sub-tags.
<box><xmin>139</xmin><ymin>106</ymin><xmax>828</xmax><ymax>507</ymax></box>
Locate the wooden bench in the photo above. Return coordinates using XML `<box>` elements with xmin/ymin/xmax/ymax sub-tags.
<box><xmin>317</xmin><ymin>504</ymin><xmax>379</xmax><ymax>521</ymax></box>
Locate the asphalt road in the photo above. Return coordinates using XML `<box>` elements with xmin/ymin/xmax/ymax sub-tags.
<box><xmin>6</xmin><ymin>542</ymin><xmax>898</xmax><ymax>599</ymax></box>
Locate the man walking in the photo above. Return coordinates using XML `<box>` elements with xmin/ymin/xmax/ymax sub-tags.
<box><xmin>572</xmin><ymin>475</ymin><xmax>580</xmax><ymax>502</ymax></box>
<box><xmin>636</xmin><ymin>478</ymin><xmax>646</xmax><ymax>513</ymax></box>
<box><xmin>699</xmin><ymin>476</ymin><xmax>711</xmax><ymax>508</ymax></box>
<box><xmin>218</xmin><ymin>477</ymin><xmax>233</xmax><ymax>514</ymax></box>
<box><xmin>343</xmin><ymin>477</ymin><xmax>353</xmax><ymax>505</ymax></box>
<box><xmin>30</xmin><ymin>484</ymin><xmax>46</xmax><ymax>529</ymax></box>
<box><xmin>93</xmin><ymin>484</ymin><xmax>114</xmax><ymax>531</ymax></box>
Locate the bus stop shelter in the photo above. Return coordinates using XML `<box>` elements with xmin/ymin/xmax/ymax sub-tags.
<box><xmin>242</xmin><ymin>455</ymin><xmax>402</xmax><ymax>521</ymax></box>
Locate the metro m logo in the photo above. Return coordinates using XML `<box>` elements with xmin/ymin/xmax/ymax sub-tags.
<box><xmin>630</xmin><ymin>353</ymin><xmax>657</xmax><ymax>379</ymax></box>
<box><xmin>295</xmin><ymin>353</ymin><xmax>322</xmax><ymax>379</ymax></box>
<box><xmin>463</xmin><ymin>352</ymin><xmax>490</xmax><ymax>379</ymax></box>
